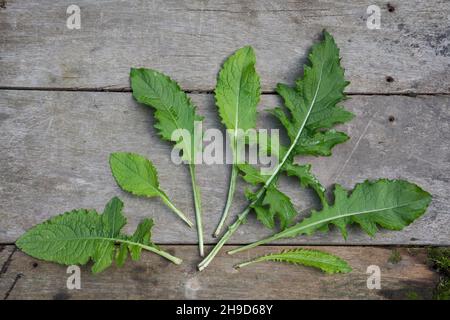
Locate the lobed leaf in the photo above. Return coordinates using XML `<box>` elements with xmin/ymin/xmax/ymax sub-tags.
<box><xmin>236</xmin><ymin>248</ymin><xmax>352</xmax><ymax>274</ymax></box>
<box><xmin>16</xmin><ymin>197</ymin><xmax>182</xmax><ymax>273</ymax></box>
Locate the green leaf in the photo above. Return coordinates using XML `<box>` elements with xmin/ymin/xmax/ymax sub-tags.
<box><xmin>229</xmin><ymin>179</ymin><xmax>432</xmax><ymax>255</ymax></box>
<box><xmin>110</xmin><ymin>152</ymin><xmax>161</xmax><ymax>197</ymax></box>
<box><xmin>213</xmin><ymin>46</ymin><xmax>260</xmax><ymax>236</ymax></box>
<box><xmin>130</xmin><ymin>68</ymin><xmax>203</xmax><ymax>163</ymax></box>
<box><xmin>235</xmin><ymin>248</ymin><xmax>352</xmax><ymax>274</ymax></box>
<box><xmin>215</xmin><ymin>46</ymin><xmax>260</xmax><ymax>134</ymax></box>
<box><xmin>295</xmin><ymin>130</ymin><xmax>350</xmax><ymax>157</ymax></box>
<box><xmin>130</xmin><ymin>68</ymin><xmax>204</xmax><ymax>255</ymax></box>
<box><xmin>290</xmin><ymin>179</ymin><xmax>432</xmax><ymax>239</ymax></box>
<box><xmin>109</xmin><ymin>152</ymin><xmax>193</xmax><ymax>228</ymax></box>
<box><xmin>273</xmin><ymin>31</ymin><xmax>353</xmax><ymax>158</ymax></box>
<box><xmin>284</xmin><ymin>163</ymin><xmax>327</xmax><ymax>206</ymax></box>
<box><xmin>16</xmin><ymin>197</ymin><xmax>182</xmax><ymax>273</ymax></box>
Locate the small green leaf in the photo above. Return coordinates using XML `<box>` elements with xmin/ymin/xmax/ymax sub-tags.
<box><xmin>229</xmin><ymin>179</ymin><xmax>432</xmax><ymax>255</ymax></box>
<box><xmin>109</xmin><ymin>152</ymin><xmax>161</xmax><ymax>197</ymax></box>
<box><xmin>109</xmin><ymin>152</ymin><xmax>193</xmax><ymax>228</ymax></box>
<box><xmin>236</xmin><ymin>248</ymin><xmax>352</xmax><ymax>274</ymax></box>
<box><xmin>16</xmin><ymin>197</ymin><xmax>183</xmax><ymax>273</ymax></box>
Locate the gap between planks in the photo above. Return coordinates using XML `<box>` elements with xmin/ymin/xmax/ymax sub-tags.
<box><xmin>0</xmin><ymin>86</ymin><xmax>449</xmax><ymax>96</ymax></box>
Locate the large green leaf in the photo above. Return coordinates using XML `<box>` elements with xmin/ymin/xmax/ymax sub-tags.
<box><xmin>16</xmin><ymin>197</ymin><xmax>182</xmax><ymax>273</ymax></box>
<box><xmin>213</xmin><ymin>46</ymin><xmax>260</xmax><ymax>236</ymax></box>
<box><xmin>235</xmin><ymin>248</ymin><xmax>352</xmax><ymax>274</ymax></box>
<box><xmin>109</xmin><ymin>152</ymin><xmax>193</xmax><ymax>227</ymax></box>
<box><xmin>289</xmin><ymin>179</ymin><xmax>432</xmax><ymax>239</ymax></box>
<box><xmin>130</xmin><ymin>68</ymin><xmax>204</xmax><ymax>255</ymax></box>
<box><xmin>229</xmin><ymin>179</ymin><xmax>432</xmax><ymax>255</ymax></box>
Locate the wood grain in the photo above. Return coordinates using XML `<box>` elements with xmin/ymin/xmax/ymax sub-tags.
<box><xmin>0</xmin><ymin>91</ymin><xmax>448</xmax><ymax>245</ymax></box>
<box><xmin>0</xmin><ymin>0</ymin><xmax>449</xmax><ymax>92</ymax></box>
<box><xmin>0</xmin><ymin>245</ymin><xmax>438</xmax><ymax>300</ymax></box>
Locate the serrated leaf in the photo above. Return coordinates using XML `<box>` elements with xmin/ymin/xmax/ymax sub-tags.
<box><xmin>273</xmin><ymin>31</ymin><xmax>353</xmax><ymax>158</ymax></box>
<box><xmin>230</xmin><ymin>180</ymin><xmax>432</xmax><ymax>255</ymax></box>
<box><xmin>284</xmin><ymin>163</ymin><xmax>327</xmax><ymax>206</ymax></box>
<box><xmin>110</xmin><ymin>152</ymin><xmax>161</xmax><ymax>197</ymax></box>
<box><xmin>128</xmin><ymin>218</ymin><xmax>153</xmax><ymax>261</ymax></box>
<box><xmin>16</xmin><ymin>197</ymin><xmax>182</xmax><ymax>273</ymax></box>
<box><xmin>295</xmin><ymin>130</ymin><xmax>350</xmax><ymax>156</ymax></box>
<box><xmin>215</xmin><ymin>46</ymin><xmax>260</xmax><ymax>134</ymax></box>
<box><xmin>109</xmin><ymin>152</ymin><xmax>193</xmax><ymax>227</ymax></box>
<box><xmin>288</xmin><ymin>179</ymin><xmax>432</xmax><ymax>239</ymax></box>
<box><xmin>130</xmin><ymin>68</ymin><xmax>204</xmax><ymax>255</ymax></box>
<box><xmin>213</xmin><ymin>46</ymin><xmax>261</xmax><ymax>236</ymax></box>
<box><xmin>252</xmin><ymin>185</ymin><xmax>297</xmax><ymax>230</ymax></box>
<box><xmin>130</xmin><ymin>68</ymin><xmax>203</xmax><ymax>163</ymax></box>
<box><xmin>236</xmin><ymin>248</ymin><xmax>352</xmax><ymax>274</ymax></box>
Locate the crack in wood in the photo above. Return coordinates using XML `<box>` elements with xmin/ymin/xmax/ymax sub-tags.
<box><xmin>0</xmin><ymin>86</ymin><xmax>448</xmax><ymax>96</ymax></box>
<box><xmin>0</xmin><ymin>247</ymin><xmax>16</xmax><ymax>279</ymax></box>
<box><xmin>3</xmin><ymin>273</ymin><xmax>22</xmax><ymax>300</ymax></box>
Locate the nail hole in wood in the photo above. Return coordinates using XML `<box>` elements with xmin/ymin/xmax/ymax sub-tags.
<box><xmin>386</xmin><ymin>76</ymin><xmax>394</xmax><ymax>83</ymax></box>
<box><xmin>387</xmin><ymin>3</ymin><xmax>395</xmax><ymax>12</ymax></box>
<box><xmin>388</xmin><ymin>116</ymin><xmax>395</xmax><ymax>122</ymax></box>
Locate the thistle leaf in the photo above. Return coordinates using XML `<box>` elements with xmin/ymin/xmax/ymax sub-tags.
<box><xmin>236</xmin><ymin>248</ymin><xmax>352</xmax><ymax>274</ymax></box>
<box><xmin>215</xmin><ymin>46</ymin><xmax>260</xmax><ymax>135</ymax></box>
<box><xmin>273</xmin><ymin>31</ymin><xmax>353</xmax><ymax>158</ymax></box>
<box><xmin>229</xmin><ymin>179</ymin><xmax>432</xmax><ymax>255</ymax></box>
<box><xmin>16</xmin><ymin>197</ymin><xmax>182</xmax><ymax>273</ymax></box>
<box><xmin>130</xmin><ymin>68</ymin><xmax>204</xmax><ymax>255</ymax></box>
<box><xmin>213</xmin><ymin>46</ymin><xmax>260</xmax><ymax>236</ymax></box>
<box><xmin>109</xmin><ymin>152</ymin><xmax>193</xmax><ymax>227</ymax></box>
<box><xmin>130</xmin><ymin>68</ymin><xmax>203</xmax><ymax>163</ymax></box>
<box><xmin>288</xmin><ymin>179</ymin><xmax>432</xmax><ymax>239</ymax></box>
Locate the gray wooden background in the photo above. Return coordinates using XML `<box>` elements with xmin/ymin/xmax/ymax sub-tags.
<box><xmin>0</xmin><ymin>0</ymin><xmax>449</xmax><ymax>299</ymax></box>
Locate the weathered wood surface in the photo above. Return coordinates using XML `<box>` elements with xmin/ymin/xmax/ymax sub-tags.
<box><xmin>0</xmin><ymin>245</ymin><xmax>439</xmax><ymax>300</ymax></box>
<box><xmin>0</xmin><ymin>0</ymin><xmax>449</xmax><ymax>93</ymax></box>
<box><xmin>1</xmin><ymin>91</ymin><xmax>449</xmax><ymax>245</ymax></box>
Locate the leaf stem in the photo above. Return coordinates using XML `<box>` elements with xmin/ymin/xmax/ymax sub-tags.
<box><xmin>189</xmin><ymin>163</ymin><xmax>204</xmax><ymax>257</ymax></box>
<box><xmin>114</xmin><ymin>239</ymin><xmax>182</xmax><ymax>265</ymax></box>
<box><xmin>159</xmin><ymin>192</ymin><xmax>194</xmax><ymax>228</ymax></box>
<box><xmin>228</xmin><ymin>234</ymin><xmax>279</xmax><ymax>255</ymax></box>
<box><xmin>213</xmin><ymin>164</ymin><xmax>238</xmax><ymax>237</ymax></box>
<box><xmin>234</xmin><ymin>257</ymin><xmax>264</xmax><ymax>269</ymax></box>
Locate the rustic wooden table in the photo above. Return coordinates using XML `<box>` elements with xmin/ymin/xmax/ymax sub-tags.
<box><xmin>0</xmin><ymin>0</ymin><xmax>449</xmax><ymax>299</ymax></box>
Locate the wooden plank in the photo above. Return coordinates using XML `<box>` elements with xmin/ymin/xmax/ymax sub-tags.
<box><xmin>0</xmin><ymin>0</ymin><xmax>449</xmax><ymax>93</ymax></box>
<box><xmin>0</xmin><ymin>245</ymin><xmax>438</xmax><ymax>300</ymax></box>
<box><xmin>0</xmin><ymin>91</ymin><xmax>449</xmax><ymax>245</ymax></box>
